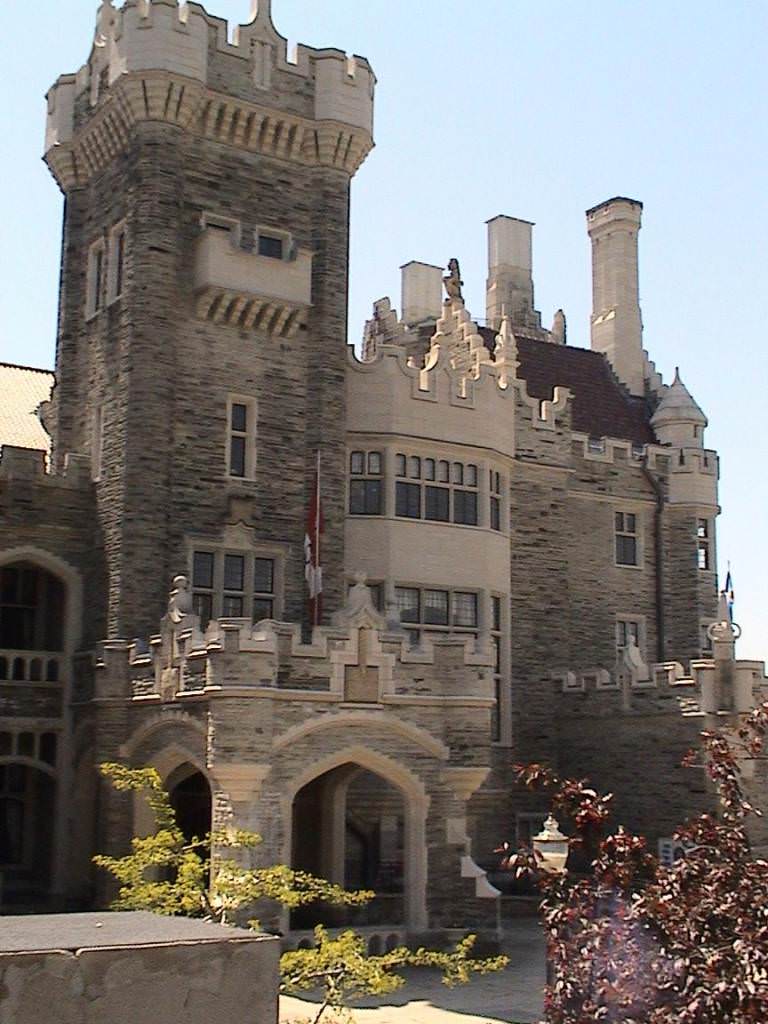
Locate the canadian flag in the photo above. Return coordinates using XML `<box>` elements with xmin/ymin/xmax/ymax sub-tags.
<box><xmin>304</xmin><ymin>452</ymin><xmax>323</xmax><ymax>624</ymax></box>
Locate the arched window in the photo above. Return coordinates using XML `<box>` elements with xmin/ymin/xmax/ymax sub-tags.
<box><xmin>0</xmin><ymin>562</ymin><xmax>65</xmax><ymax>652</ymax></box>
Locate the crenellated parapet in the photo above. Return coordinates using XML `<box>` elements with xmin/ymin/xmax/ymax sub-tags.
<box><xmin>97</xmin><ymin>574</ymin><xmax>495</xmax><ymax>710</ymax></box>
<box><xmin>45</xmin><ymin>0</ymin><xmax>375</xmax><ymax>191</ymax></box>
<box><xmin>0</xmin><ymin>446</ymin><xmax>90</xmax><ymax>489</ymax></box>
<box><xmin>349</xmin><ymin>298</ymin><xmax>571</xmax><ymax>459</ymax></box>
<box><xmin>552</xmin><ymin>604</ymin><xmax>766</xmax><ymax>717</ymax></box>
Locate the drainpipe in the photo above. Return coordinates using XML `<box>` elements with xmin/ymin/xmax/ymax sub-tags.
<box><xmin>642</xmin><ymin>457</ymin><xmax>665</xmax><ymax>663</ymax></box>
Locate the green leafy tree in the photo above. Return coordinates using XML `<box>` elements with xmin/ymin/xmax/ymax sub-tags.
<box><xmin>95</xmin><ymin>763</ymin><xmax>507</xmax><ymax>1023</ymax></box>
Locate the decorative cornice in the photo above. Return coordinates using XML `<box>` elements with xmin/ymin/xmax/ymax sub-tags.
<box><xmin>45</xmin><ymin>70</ymin><xmax>374</xmax><ymax>191</ymax></box>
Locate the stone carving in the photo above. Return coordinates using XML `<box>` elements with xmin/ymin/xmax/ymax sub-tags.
<box><xmin>95</xmin><ymin>0</ymin><xmax>115</xmax><ymax>47</ymax></box>
<box><xmin>622</xmin><ymin>636</ymin><xmax>650</xmax><ymax>684</ymax></box>
<box><xmin>333</xmin><ymin>571</ymin><xmax>387</xmax><ymax>630</ymax></box>
<box><xmin>167</xmin><ymin>575</ymin><xmax>193</xmax><ymax>625</ymax></box>
<box><xmin>361</xmin><ymin>297</ymin><xmax>406</xmax><ymax>360</ymax></box>
<box><xmin>443</xmin><ymin>259</ymin><xmax>464</xmax><ymax>303</ymax></box>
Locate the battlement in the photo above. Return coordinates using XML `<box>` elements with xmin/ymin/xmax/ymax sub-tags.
<box><xmin>97</xmin><ymin>575</ymin><xmax>495</xmax><ymax>707</ymax></box>
<box><xmin>349</xmin><ymin>298</ymin><xmax>569</xmax><ymax>457</ymax></box>
<box><xmin>0</xmin><ymin>446</ymin><xmax>90</xmax><ymax>489</ymax></box>
<box><xmin>45</xmin><ymin>0</ymin><xmax>375</xmax><ymax>190</ymax></box>
<box><xmin>553</xmin><ymin>632</ymin><xmax>766</xmax><ymax>717</ymax></box>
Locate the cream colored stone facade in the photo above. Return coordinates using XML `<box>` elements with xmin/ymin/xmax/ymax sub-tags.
<box><xmin>0</xmin><ymin>0</ymin><xmax>765</xmax><ymax>932</ymax></box>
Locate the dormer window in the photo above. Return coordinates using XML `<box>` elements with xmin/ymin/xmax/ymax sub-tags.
<box><xmin>258</xmin><ymin>234</ymin><xmax>284</xmax><ymax>259</ymax></box>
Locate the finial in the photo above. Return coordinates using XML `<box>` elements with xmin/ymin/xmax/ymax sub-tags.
<box><xmin>443</xmin><ymin>258</ymin><xmax>464</xmax><ymax>303</ymax></box>
<box><xmin>551</xmin><ymin>309</ymin><xmax>567</xmax><ymax>345</ymax></box>
<box><xmin>250</xmin><ymin>0</ymin><xmax>272</xmax><ymax>22</ymax></box>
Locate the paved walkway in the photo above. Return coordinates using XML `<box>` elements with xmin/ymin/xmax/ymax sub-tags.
<box><xmin>280</xmin><ymin>921</ymin><xmax>546</xmax><ymax>1024</ymax></box>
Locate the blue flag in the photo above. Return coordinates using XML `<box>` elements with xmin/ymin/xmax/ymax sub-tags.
<box><xmin>723</xmin><ymin>569</ymin><xmax>734</xmax><ymax>620</ymax></box>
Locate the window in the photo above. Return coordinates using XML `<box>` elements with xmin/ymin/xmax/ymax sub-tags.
<box><xmin>107</xmin><ymin>221</ymin><xmax>127</xmax><ymax>302</ymax></box>
<box><xmin>349</xmin><ymin>451</ymin><xmax>383</xmax><ymax>516</ymax></box>
<box><xmin>86</xmin><ymin>239</ymin><xmax>106</xmax><ymax>316</ymax></box>
<box><xmin>227</xmin><ymin>398</ymin><xmax>256</xmax><ymax>479</ymax></box>
<box><xmin>615</xmin><ymin>511</ymin><xmax>639</xmax><ymax>566</ymax></box>
<box><xmin>258</xmin><ymin>234</ymin><xmax>284</xmax><ymax>259</ymax></box>
<box><xmin>697</xmin><ymin>519</ymin><xmax>712</xmax><ymax>571</ymax></box>
<box><xmin>394</xmin><ymin>585</ymin><xmax>478</xmax><ymax>646</ymax></box>
<box><xmin>616</xmin><ymin>618</ymin><xmax>642</xmax><ymax>655</ymax></box>
<box><xmin>490</xmin><ymin>471</ymin><xmax>502</xmax><ymax>532</ymax></box>
<box><xmin>395</xmin><ymin>481</ymin><xmax>421</xmax><ymax>519</ymax></box>
<box><xmin>395</xmin><ymin>454</ymin><xmax>479</xmax><ymax>527</ymax></box>
<box><xmin>191</xmin><ymin>550</ymin><xmax>277</xmax><ymax>628</ymax></box>
<box><xmin>491</xmin><ymin>595</ymin><xmax>502</xmax><ymax>741</ymax></box>
<box><xmin>0</xmin><ymin>563</ymin><xmax>65</xmax><ymax>652</ymax></box>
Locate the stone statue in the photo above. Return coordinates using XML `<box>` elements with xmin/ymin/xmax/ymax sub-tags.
<box><xmin>167</xmin><ymin>575</ymin><xmax>194</xmax><ymax>624</ymax></box>
<box><xmin>443</xmin><ymin>258</ymin><xmax>464</xmax><ymax>303</ymax></box>
<box><xmin>95</xmin><ymin>0</ymin><xmax>115</xmax><ymax>47</ymax></box>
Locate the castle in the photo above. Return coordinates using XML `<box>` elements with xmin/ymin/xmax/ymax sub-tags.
<box><xmin>1</xmin><ymin>0</ymin><xmax>766</xmax><ymax>933</ymax></box>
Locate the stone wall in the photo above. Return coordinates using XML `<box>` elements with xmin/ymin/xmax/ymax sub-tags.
<box><xmin>0</xmin><ymin>912</ymin><xmax>279</xmax><ymax>1024</ymax></box>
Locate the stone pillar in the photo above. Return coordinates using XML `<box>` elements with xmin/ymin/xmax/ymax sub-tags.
<box><xmin>586</xmin><ymin>197</ymin><xmax>645</xmax><ymax>396</ymax></box>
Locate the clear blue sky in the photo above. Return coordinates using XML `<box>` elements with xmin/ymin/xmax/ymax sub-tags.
<box><xmin>0</xmin><ymin>1</ymin><xmax>765</xmax><ymax>658</ymax></box>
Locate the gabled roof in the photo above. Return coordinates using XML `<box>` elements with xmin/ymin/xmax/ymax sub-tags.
<box><xmin>0</xmin><ymin>363</ymin><xmax>54</xmax><ymax>453</ymax></box>
<box><xmin>478</xmin><ymin>328</ymin><xmax>656</xmax><ymax>446</ymax></box>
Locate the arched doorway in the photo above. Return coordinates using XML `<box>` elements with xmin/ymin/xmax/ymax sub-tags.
<box><xmin>167</xmin><ymin>765</ymin><xmax>212</xmax><ymax>845</ymax></box>
<box><xmin>291</xmin><ymin>763</ymin><xmax>406</xmax><ymax>929</ymax></box>
<box><xmin>0</xmin><ymin>763</ymin><xmax>56</xmax><ymax>909</ymax></box>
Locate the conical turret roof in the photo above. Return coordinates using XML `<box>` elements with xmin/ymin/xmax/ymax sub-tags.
<box><xmin>651</xmin><ymin>368</ymin><xmax>707</xmax><ymax>429</ymax></box>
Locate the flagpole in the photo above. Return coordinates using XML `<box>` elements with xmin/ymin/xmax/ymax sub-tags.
<box><xmin>314</xmin><ymin>449</ymin><xmax>321</xmax><ymax>625</ymax></box>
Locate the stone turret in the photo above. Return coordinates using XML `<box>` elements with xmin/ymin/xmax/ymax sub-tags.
<box><xmin>651</xmin><ymin>368</ymin><xmax>707</xmax><ymax>448</ymax></box>
<box><xmin>43</xmin><ymin>0</ymin><xmax>376</xmax><ymax>638</ymax></box>
<box><xmin>586</xmin><ymin>197</ymin><xmax>645</xmax><ymax>396</ymax></box>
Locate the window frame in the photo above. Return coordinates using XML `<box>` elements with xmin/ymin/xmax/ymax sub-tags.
<box><xmin>394</xmin><ymin>453</ymin><xmax>481</xmax><ymax>528</ymax></box>
<box><xmin>348</xmin><ymin>450</ymin><xmax>384</xmax><ymax>516</ymax></box>
<box><xmin>615</xmin><ymin>615</ymin><xmax>646</xmax><ymax>660</ymax></box>
<box><xmin>393</xmin><ymin>583</ymin><xmax>480</xmax><ymax>647</ymax></box>
<box><xmin>226</xmin><ymin>396</ymin><xmax>257</xmax><ymax>481</ymax></box>
<box><xmin>190</xmin><ymin>547</ymin><xmax>281</xmax><ymax>628</ymax></box>
<box><xmin>86</xmin><ymin>238</ymin><xmax>106</xmax><ymax>319</ymax></box>
<box><xmin>697</xmin><ymin>518</ymin><xmax>713</xmax><ymax>572</ymax></box>
<box><xmin>107</xmin><ymin>220</ymin><xmax>127</xmax><ymax>304</ymax></box>
<box><xmin>254</xmin><ymin>226</ymin><xmax>294</xmax><ymax>262</ymax></box>
<box><xmin>614</xmin><ymin>510</ymin><xmax>641</xmax><ymax>568</ymax></box>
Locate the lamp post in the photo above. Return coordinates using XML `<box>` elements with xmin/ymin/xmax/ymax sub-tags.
<box><xmin>532</xmin><ymin>815</ymin><xmax>569</xmax><ymax>875</ymax></box>
<box><xmin>532</xmin><ymin>815</ymin><xmax>568</xmax><ymax>989</ymax></box>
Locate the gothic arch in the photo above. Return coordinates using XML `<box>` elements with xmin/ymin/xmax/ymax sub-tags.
<box><xmin>272</xmin><ymin>712</ymin><xmax>449</xmax><ymax>761</ymax></box>
<box><xmin>281</xmin><ymin>744</ymin><xmax>428</xmax><ymax>930</ymax></box>
<box><xmin>119</xmin><ymin>711</ymin><xmax>208</xmax><ymax>761</ymax></box>
<box><xmin>0</xmin><ymin>545</ymin><xmax>83</xmax><ymax>650</ymax></box>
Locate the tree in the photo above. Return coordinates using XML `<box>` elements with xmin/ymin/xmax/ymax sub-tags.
<box><xmin>504</xmin><ymin>703</ymin><xmax>768</xmax><ymax>1023</ymax></box>
<box><xmin>95</xmin><ymin>763</ymin><xmax>507</xmax><ymax>1023</ymax></box>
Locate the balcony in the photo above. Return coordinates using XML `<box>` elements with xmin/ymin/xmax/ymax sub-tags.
<box><xmin>0</xmin><ymin>650</ymin><xmax>61</xmax><ymax>684</ymax></box>
<box><xmin>0</xmin><ymin>649</ymin><xmax>65</xmax><ymax>719</ymax></box>
<box><xmin>193</xmin><ymin>227</ymin><xmax>313</xmax><ymax>338</ymax></box>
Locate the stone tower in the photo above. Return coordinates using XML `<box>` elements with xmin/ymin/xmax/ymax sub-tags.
<box><xmin>44</xmin><ymin>0</ymin><xmax>375</xmax><ymax>639</ymax></box>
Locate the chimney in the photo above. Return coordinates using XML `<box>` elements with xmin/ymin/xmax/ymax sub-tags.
<box><xmin>400</xmin><ymin>261</ymin><xmax>443</xmax><ymax>326</ymax></box>
<box><xmin>485</xmin><ymin>216</ymin><xmax>538</xmax><ymax>331</ymax></box>
<box><xmin>586</xmin><ymin>197</ymin><xmax>645</xmax><ymax>396</ymax></box>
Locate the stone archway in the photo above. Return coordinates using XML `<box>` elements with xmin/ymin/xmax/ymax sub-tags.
<box><xmin>284</xmin><ymin>746</ymin><xmax>428</xmax><ymax>932</ymax></box>
<box><xmin>0</xmin><ymin>762</ymin><xmax>56</xmax><ymax>909</ymax></box>
<box><xmin>167</xmin><ymin>763</ymin><xmax>212</xmax><ymax>845</ymax></box>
